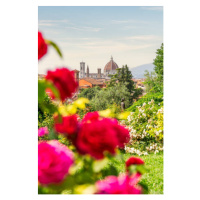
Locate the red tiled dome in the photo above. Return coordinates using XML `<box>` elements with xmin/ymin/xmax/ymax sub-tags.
<box><xmin>104</xmin><ymin>56</ymin><xmax>119</xmax><ymax>72</ymax></box>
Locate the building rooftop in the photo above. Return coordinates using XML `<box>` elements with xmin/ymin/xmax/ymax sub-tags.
<box><xmin>104</xmin><ymin>56</ymin><xmax>119</xmax><ymax>72</ymax></box>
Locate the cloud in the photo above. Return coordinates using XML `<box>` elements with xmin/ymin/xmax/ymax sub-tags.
<box><xmin>60</xmin><ymin>38</ymin><xmax>154</xmax><ymax>54</ymax></box>
<box><xmin>38</xmin><ymin>19</ymin><xmax>71</xmax><ymax>27</ymax></box>
<box><xmin>110</xmin><ymin>19</ymin><xmax>147</xmax><ymax>24</ymax></box>
<box><xmin>38</xmin><ymin>23</ymin><xmax>54</xmax><ymax>27</ymax></box>
<box><xmin>141</xmin><ymin>6</ymin><xmax>163</xmax><ymax>11</ymax></box>
<box><xmin>124</xmin><ymin>35</ymin><xmax>162</xmax><ymax>41</ymax></box>
<box><xmin>65</xmin><ymin>26</ymin><xmax>102</xmax><ymax>32</ymax></box>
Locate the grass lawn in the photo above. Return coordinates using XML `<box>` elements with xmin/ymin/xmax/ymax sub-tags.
<box><xmin>110</xmin><ymin>152</ymin><xmax>163</xmax><ymax>194</ymax></box>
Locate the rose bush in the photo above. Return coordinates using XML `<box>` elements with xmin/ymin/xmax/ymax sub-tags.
<box><xmin>38</xmin><ymin>31</ymin><xmax>148</xmax><ymax>194</ymax></box>
<box><xmin>124</xmin><ymin>100</ymin><xmax>163</xmax><ymax>155</ymax></box>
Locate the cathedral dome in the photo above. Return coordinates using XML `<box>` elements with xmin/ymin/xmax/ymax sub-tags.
<box><xmin>104</xmin><ymin>56</ymin><xmax>119</xmax><ymax>72</ymax></box>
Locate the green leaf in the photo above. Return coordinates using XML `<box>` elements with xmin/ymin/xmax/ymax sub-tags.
<box><xmin>101</xmin><ymin>164</ymin><xmax>119</xmax><ymax>177</ymax></box>
<box><xmin>128</xmin><ymin>165</ymin><xmax>137</xmax><ymax>174</ymax></box>
<box><xmin>38</xmin><ymin>80</ymin><xmax>46</xmax><ymax>102</ymax></box>
<box><xmin>93</xmin><ymin>158</ymin><xmax>109</xmax><ymax>173</ymax></box>
<box><xmin>138</xmin><ymin>182</ymin><xmax>148</xmax><ymax>194</ymax></box>
<box><xmin>45</xmin><ymin>39</ymin><xmax>63</xmax><ymax>58</ymax></box>
<box><xmin>49</xmin><ymin>129</ymin><xmax>58</xmax><ymax>140</ymax></box>
<box><xmin>47</xmin><ymin>175</ymin><xmax>75</xmax><ymax>193</ymax></box>
<box><xmin>45</xmin><ymin>81</ymin><xmax>60</xmax><ymax>99</ymax></box>
<box><xmin>136</xmin><ymin>165</ymin><xmax>148</xmax><ymax>174</ymax></box>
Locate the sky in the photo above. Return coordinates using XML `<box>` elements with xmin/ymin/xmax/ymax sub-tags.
<box><xmin>38</xmin><ymin>6</ymin><xmax>163</xmax><ymax>74</ymax></box>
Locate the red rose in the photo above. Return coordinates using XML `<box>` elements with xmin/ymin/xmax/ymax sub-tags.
<box><xmin>54</xmin><ymin>115</ymin><xmax>79</xmax><ymax>135</ymax></box>
<box><xmin>45</xmin><ymin>68</ymin><xmax>78</xmax><ymax>101</ymax></box>
<box><xmin>75</xmin><ymin>112</ymin><xmax>130</xmax><ymax>159</ymax></box>
<box><xmin>76</xmin><ymin>118</ymin><xmax>119</xmax><ymax>159</ymax></box>
<box><xmin>38</xmin><ymin>32</ymin><xmax>48</xmax><ymax>60</ymax></box>
<box><xmin>82</xmin><ymin>111</ymin><xmax>99</xmax><ymax>123</ymax></box>
<box><xmin>108</xmin><ymin>119</ymin><xmax>130</xmax><ymax>148</ymax></box>
<box><xmin>125</xmin><ymin>157</ymin><xmax>144</xmax><ymax>169</ymax></box>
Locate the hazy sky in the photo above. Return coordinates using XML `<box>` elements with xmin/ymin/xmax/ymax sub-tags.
<box><xmin>38</xmin><ymin>6</ymin><xmax>163</xmax><ymax>74</ymax></box>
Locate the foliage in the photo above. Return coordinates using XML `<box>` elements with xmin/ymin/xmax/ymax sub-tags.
<box><xmin>38</xmin><ymin>94</ymin><xmax>56</xmax><ymax>129</ymax></box>
<box><xmin>127</xmin><ymin>92</ymin><xmax>163</xmax><ymax>112</ymax></box>
<box><xmin>125</xmin><ymin>99</ymin><xmax>163</xmax><ymax>155</ymax></box>
<box><xmin>154</xmin><ymin>43</ymin><xmax>163</xmax><ymax>82</ymax></box>
<box><xmin>108</xmin><ymin>65</ymin><xmax>142</xmax><ymax>101</ymax></box>
<box><xmin>90</xmin><ymin>83</ymin><xmax>131</xmax><ymax>111</ymax></box>
<box><xmin>78</xmin><ymin>86</ymin><xmax>101</xmax><ymax>100</ymax></box>
<box><xmin>143</xmin><ymin>70</ymin><xmax>157</xmax><ymax>93</ymax></box>
<box><xmin>144</xmin><ymin>43</ymin><xmax>163</xmax><ymax>93</ymax></box>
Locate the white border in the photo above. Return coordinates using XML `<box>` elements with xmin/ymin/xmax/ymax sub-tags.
<box><xmin>3</xmin><ymin>0</ymin><xmax>200</xmax><ymax>200</ymax></box>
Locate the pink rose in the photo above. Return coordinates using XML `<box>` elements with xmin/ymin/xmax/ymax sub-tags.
<box><xmin>96</xmin><ymin>174</ymin><xmax>142</xmax><ymax>194</ymax></box>
<box><xmin>38</xmin><ymin>127</ymin><xmax>49</xmax><ymax>137</ymax></box>
<box><xmin>38</xmin><ymin>140</ymin><xmax>74</xmax><ymax>185</ymax></box>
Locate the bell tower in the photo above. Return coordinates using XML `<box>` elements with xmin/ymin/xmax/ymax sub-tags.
<box><xmin>80</xmin><ymin>61</ymin><xmax>85</xmax><ymax>78</ymax></box>
<box><xmin>87</xmin><ymin>65</ymin><xmax>89</xmax><ymax>77</ymax></box>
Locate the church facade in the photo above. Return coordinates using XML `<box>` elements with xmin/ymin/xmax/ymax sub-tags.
<box><xmin>79</xmin><ymin>56</ymin><xmax>119</xmax><ymax>79</ymax></box>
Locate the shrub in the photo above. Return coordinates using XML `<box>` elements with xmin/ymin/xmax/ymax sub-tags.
<box><xmin>127</xmin><ymin>92</ymin><xmax>163</xmax><ymax>112</ymax></box>
<box><xmin>78</xmin><ymin>86</ymin><xmax>101</xmax><ymax>100</ymax></box>
<box><xmin>90</xmin><ymin>83</ymin><xmax>131</xmax><ymax>111</ymax></box>
<box><xmin>125</xmin><ymin>99</ymin><xmax>163</xmax><ymax>156</ymax></box>
<box><xmin>38</xmin><ymin>94</ymin><xmax>56</xmax><ymax>129</ymax></box>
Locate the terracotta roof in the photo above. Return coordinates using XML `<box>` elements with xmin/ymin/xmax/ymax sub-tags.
<box><xmin>73</xmin><ymin>69</ymin><xmax>79</xmax><ymax>72</ymax></box>
<box><xmin>104</xmin><ymin>56</ymin><xmax>119</xmax><ymax>72</ymax></box>
<box><xmin>38</xmin><ymin>74</ymin><xmax>45</xmax><ymax>79</ymax></box>
<box><xmin>80</xmin><ymin>78</ymin><xmax>104</xmax><ymax>85</ymax></box>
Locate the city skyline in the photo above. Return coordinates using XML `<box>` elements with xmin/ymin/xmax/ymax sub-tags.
<box><xmin>38</xmin><ymin>6</ymin><xmax>163</xmax><ymax>74</ymax></box>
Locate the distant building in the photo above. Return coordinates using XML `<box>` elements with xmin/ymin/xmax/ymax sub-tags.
<box><xmin>132</xmin><ymin>78</ymin><xmax>146</xmax><ymax>89</ymax></box>
<box><xmin>38</xmin><ymin>74</ymin><xmax>45</xmax><ymax>80</ymax></box>
<box><xmin>79</xmin><ymin>77</ymin><xmax>106</xmax><ymax>89</ymax></box>
<box><xmin>79</xmin><ymin>56</ymin><xmax>119</xmax><ymax>79</ymax></box>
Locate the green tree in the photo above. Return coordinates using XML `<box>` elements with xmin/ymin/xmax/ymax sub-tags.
<box><xmin>108</xmin><ymin>65</ymin><xmax>135</xmax><ymax>93</ymax></box>
<box><xmin>144</xmin><ymin>43</ymin><xmax>164</xmax><ymax>93</ymax></box>
<box><xmin>78</xmin><ymin>86</ymin><xmax>101</xmax><ymax>100</ymax></box>
<box><xmin>154</xmin><ymin>43</ymin><xmax>163</xmax><ymax>82</ymax></box>
<box><xmin>90</xmin><ymin>84</ymin><xmax>131</xmax><ymax>111</ymax></box>
<box><xmin>108</xmin><ymin>65</ymin><xmax>142</xmax><ymax>101</ymax></box>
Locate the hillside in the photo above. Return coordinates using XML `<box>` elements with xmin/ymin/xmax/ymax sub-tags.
<box><xmin>130</xmin><ymin>63</ymin><xmax>155</xmax><ymax>78</ymax></box>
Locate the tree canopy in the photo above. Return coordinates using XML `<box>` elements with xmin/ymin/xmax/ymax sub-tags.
<box><xmin>144</xmin><ymin>43</ymin><xmax>164</xmax><ymax>93</ymax></box>
<box><xmin>108</xmin><ymin>65</ymin><xmax>143</xmax><ymax>101</ymax></box>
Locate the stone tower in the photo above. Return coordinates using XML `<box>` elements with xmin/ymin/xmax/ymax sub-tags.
<box><xmin>97</xmin><ymin>68</ymin><xmax>101</xmax><ymax>78</ymax></box>
<box><xmin>80</xmin><ymin>61</ymin><xmax>85</xmax><ymax>78</ymax></box>
<box><xmin>73</xmin><ymin>70</ymin><xmax>79</xmax><ymax>91</ymax></box>
<box><xmin>86</xmin><ymin>65</ymin><xmax>89</xmax><ymax>77</ymax></box>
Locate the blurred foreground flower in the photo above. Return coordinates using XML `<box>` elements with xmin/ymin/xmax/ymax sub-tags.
<box><xmin>45</xmin><ymin>68</ymin><xmax>78</xmax><ymax>101</ymax></box>
<box><xmin>75</xmin><ymin>112</ymin><xmax>130</xmax><ymax>159</ymax></box>
<box><xmin>38</xmin><ymin>127</ymin><xmax>49</xmax><ymax>137</ymax></box>
<box><xmin>95</xmin><ymin>174</ymin><xmax>142</xmax><ymax>194</ymax></box>
<box><xmin>126</xmin><ymin>157</ymin><xmax>144</xmax><ymax>168</ymax></box>
<box><xmin>38</xmin><ymin>140</ymin><xmax>74</xmax><ymax>185</ymax></box>
<box><xmin>38</xmin><ymin>32</ymin><xmax>48</xmax><ymax>60</ymax></box>
<box><xmin>54</xmin><ymin>114</ymin><xmax>79</xmax><ymax>135</ymax></box>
